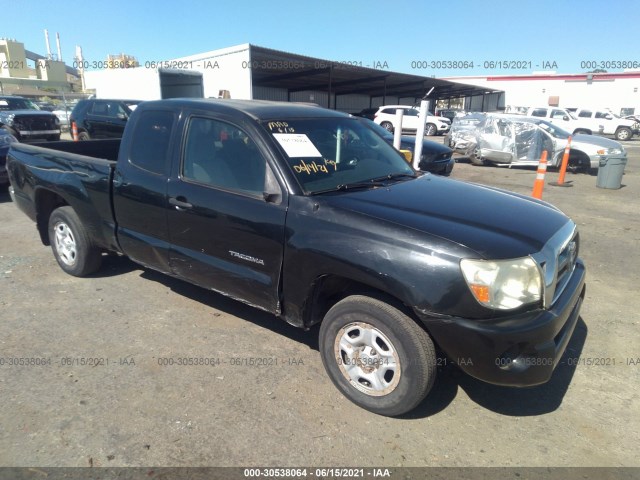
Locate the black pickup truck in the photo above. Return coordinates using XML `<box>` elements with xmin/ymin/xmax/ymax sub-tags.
<box><xmin>7</xmin><ymin>99</ymin><xmax>586</xmax><ymax>416</ymax></box>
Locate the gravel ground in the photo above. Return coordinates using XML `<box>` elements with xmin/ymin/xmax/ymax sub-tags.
<box><xmin>0</xmin><ymin>137</ymin><xmax>638</xmax><ymax>469</ymax></box>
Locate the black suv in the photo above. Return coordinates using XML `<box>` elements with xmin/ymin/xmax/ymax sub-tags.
<box><xmin>70</xmin><ymin>99</ymin><xmax>142</xmax><ymax>140</ymax></box>
<box><xmin>0</xmin><ymin>96</ymin><xmax>61</xmax><ymax>142</ymax></box>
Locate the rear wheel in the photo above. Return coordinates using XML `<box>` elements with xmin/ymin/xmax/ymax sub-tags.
<box><xmin>615</xmin><ymin>127</ymin><xmax>632</xmax><ymax>141</ymax></box>
<box><xmin>572</xmin><ymin>129</ymin><xmax>591</xmax><ymax>136</ymax></box>
<box><xmin>380</xmin><ymin>121</ymin><xmax>394</xmax><ymax>133</ymax></box>
<box><xmin>48</xmin><ymin>206</ymin><xmax>102</xmax><ymax>277</ymax></box>
<box><xmin>319</xmin><ymin>295</ymin><xmax>437</xmax><ymax>416</ymax></box>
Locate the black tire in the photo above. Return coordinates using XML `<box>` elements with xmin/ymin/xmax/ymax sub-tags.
<box><xmin>48</xmin><ymin>206</ymin><xmax>102</xmax><ymax>277</ymax></box>
<box><xmin>78</xmin><ymin>131</ymin><xmax>90</xmax><ymax>141</ymax></box>
<box><xmin>568</xmin><ymin>151</ymin><xmax>591</xmax><ymax>173</ymax></box>
<box><xmin>468</xmin><ymin>148</ymin><xmax>487</xmax><ymax>166</ymax></box>
<box><xmin>319</xmin><ymin>295</ymin><xmax>437</xmax><ymax>416</ymax></box>
<box><xmin>615</xmin><ymin>127</ymin><xmax>632</xmax><ymax>141</ymax></box>
<box><xmin>572</xmin><ymin>129</ymin><xmax>591</xmax><ymax>136</ymax></box>
<box><xmin>425</xmin><ymin>123</ymin><xmax>437</xmax><ymax>136</ymax></box>
<box><xmin>380</xmin><ymin>121</ymin><xmax>394</xmax><ymax>133</ymax></box>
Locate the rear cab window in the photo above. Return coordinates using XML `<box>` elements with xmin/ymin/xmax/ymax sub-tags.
<box><xmin>128</xmin><ymin>110</ymin><xmax>176</xmax><ymax>175</ymax></box>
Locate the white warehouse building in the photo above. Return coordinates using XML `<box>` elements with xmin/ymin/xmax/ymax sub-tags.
<box><xmin>442</xmin><ymin>72</ymin><xmax>640</xmax><ymax>116</ymax></box>
<box><xmin>84</xmin><ymin>43</ymin><xmax>498</xmax><ymax>113</ymax></box>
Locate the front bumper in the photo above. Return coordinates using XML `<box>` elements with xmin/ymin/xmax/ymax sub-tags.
<box><xmin>420</xmin><ymin>157</ymin><xmax>454</xmax><ymax>176</ymax></box>
<box><xmin>436</xmin><ymin>124</ymin><xmax>451</xmax><ymax>135</ymax></box>
<box><xmin>421</xmin><ymin>259</ymin><xmax>586</xmax><ymax>387</ymax></box>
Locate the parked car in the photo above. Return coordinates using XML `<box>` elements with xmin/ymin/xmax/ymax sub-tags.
<box><xmin>52</xmin><ymin>105</ymin><xmax>72</xmax><ymax>128</ymax></box>
<box><xmin>373</xmin><ymin>105</ymin><xmax>451</xmax><ymax>136</ymax></box>
<box><xmin>8</xmin><ymin>99</ymin><xmax>585</xmax><ymax>416</ymax></box>
<box><xmin>573</xmin><ymin>108</ymin><xmax>635</xmax><ymax>141</ymax></box>
<box><xmin>70</xmin><ymin>98</ymin><xmax>142</xmax><ymax>140</ymax></box>
<box><xmin>34</xmin><ymin>102</ymin><xmax>56</xmax><ymax>112</ymax></box>
<box><xmin>0</xmin><ymin>96</ymin><xmax>61</xmax><ymax>142</ymax></box>
<box><xmin>351</xmin><ymin>107</ymin><xmax>378</xmax><ymax>120</ymax></box>
<box><xmin>454</xmin><ymin>113</ymin><xmax>626</xmax><ymax>172</ymax></box>
<box><xmin>0</xmin><ymin>129</ymin><xmax>18</xmax><ymax>185</ymax></box>
<box><xmin>358</xmin><ymin>117</ymin><xmax>454</xmax><ymax>175</ymax></box>
<box><xmin>444</xmin><ymin>112</ymin><xmax>487</xmax><ymax>151</ymax></box>
<box><xmin>435</xmin><ymin>108</ymin><xmax>464</xmax><ymax>123</ymax></box>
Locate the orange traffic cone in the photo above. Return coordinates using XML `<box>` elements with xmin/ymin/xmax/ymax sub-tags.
<box><xmin>549</xmin><ymin>136</ymin><xmax>574</xmax><ymax>187</ymax></box>
<box><xmin>532</xmin><ymin>150</ymin><xmax>548</xmax><ymax>199</ymax></box>
<box><xmin>71</xmin><ymin>121</ymin><xmax>79</xmax><ymax>142</ymax></box>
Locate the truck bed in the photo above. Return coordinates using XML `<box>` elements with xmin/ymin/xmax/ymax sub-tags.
<box><xmin>25</xmin><ymin>138</ymin><xmax>122</xmax><ymax>162</ymax></box>
<box><xmin>8</xmin><ymin>140</ymin><xmax>120</xmax><ymax>252</ymax></box>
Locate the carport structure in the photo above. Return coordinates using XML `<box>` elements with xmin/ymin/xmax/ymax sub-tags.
<box><xmin>248</xmin><ymin>45</ymin><xmax>502</xmax><ymax>112</ymax></box>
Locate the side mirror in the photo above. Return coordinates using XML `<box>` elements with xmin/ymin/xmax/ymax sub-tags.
<box><xmin>263</xmin><ymin>165</ymin><xmax>282</xmax><ymax>204</ymax></box>
<box><xmin>117</xmin><ymin>113</ymin><xmax>128</xmax><ymax>120</ymax></box>
<box><xmin>563</xmin><ymin>115</ymin><xmax>569</xmax><ymax>121</ymax></box>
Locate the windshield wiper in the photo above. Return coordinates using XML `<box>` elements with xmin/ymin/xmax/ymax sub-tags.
<box><xmin>371</xmin><ymin>172</ymin><xmax>418</xmax><ymax>182</ymax></box>
<box><xmin>309</xmin><ymin>172</ymin><xmax>417</xmax><ymax>195</ymax></box>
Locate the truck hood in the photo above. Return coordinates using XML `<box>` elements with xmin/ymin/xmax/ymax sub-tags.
<box><xmin>322</xmin><ymin>174</ymin><xmax>571</xmax><ymax>259</ymax></box>
<box><xmin>1</xmin><ymin>110</ymin><xmax>58</xmax><ymax>117</ymax></box>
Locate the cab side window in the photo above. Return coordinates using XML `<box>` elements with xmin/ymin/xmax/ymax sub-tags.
<box><xmin>579</xmin><ymin>110</ymin><xmax>593</xmax><ymax>118</ymax></box>
<box><xmin>89</xmin><ymin>101</ymin><xmax>109</xmax><ymax>116</ymax></box>
<box><xmin>182</xmin><ymin>117</ymin><xmax>266</xmax><ymax>197</ymax></box>
<box><xmin>531</xmin><ymin>108</ymin><xmax>547</xmax><ymax>117</ymax></box>
<box><xmin>128</xmin><ymin>110</ymin><xmax>175</xmax><ymax>175</ymax></box>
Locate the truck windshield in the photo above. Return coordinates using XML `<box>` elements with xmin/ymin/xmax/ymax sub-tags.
<box><xmin>262</xmin><ymin>117</ymin><xmax>415</xmax><ymax>194</ymax></box>
<box><xmin>0</xmin><ymin>98</ymin><xmax>39</xmax><ymax>111</ymax></box>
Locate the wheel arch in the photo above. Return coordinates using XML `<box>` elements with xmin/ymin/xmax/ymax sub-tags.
<box><xmin>301</xmin><ymin>274</ymin><xmax>423</xmax><ymax>331</ymax></box>
<box><xmin>34</xmin><ymin>188</ymin><xmax>68</xmax><ymax>245</ymax></box>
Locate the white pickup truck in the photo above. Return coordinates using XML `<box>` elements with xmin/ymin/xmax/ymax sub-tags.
<box><xmin>509</xmin><ymin>106</ymin><xmax>634</xmax><ymax>141</ymax></box>
<box><xmin>573</xmin><ymin>108</ymin><xmax>635</xmax><ymax>141</ymax></box>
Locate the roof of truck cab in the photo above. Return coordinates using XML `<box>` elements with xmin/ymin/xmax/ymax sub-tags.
<box><xmin>143</xmin><ymin>98</ymin><xmax>349</xmax><ymax>121</ymax></box>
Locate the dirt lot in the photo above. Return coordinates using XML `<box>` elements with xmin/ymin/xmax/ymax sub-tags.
<box><xmin>0</xmin><ymin>138</ymin><xmax>638</xmax><ymax>469</ymax></box>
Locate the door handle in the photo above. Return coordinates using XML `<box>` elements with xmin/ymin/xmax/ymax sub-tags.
<box><xmin>169</xmin><ymin>196</ymin><xmax>193</xmax><ymax>210</ymax></box>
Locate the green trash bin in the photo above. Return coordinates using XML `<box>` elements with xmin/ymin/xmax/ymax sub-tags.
<box><xmin>596</xmin><ymin>156</ymin><xmax>627</xmax><ymax>189</ymax></box>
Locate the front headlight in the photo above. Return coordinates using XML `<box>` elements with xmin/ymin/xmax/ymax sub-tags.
<box><xmin>460</xmin><ymin>257</ymin><xmax>542</xmax><ymax>310</ymax></box>
<box><xmin>0</xmin><ymin>134</ymin><xmax>18</xmax><ymax>146</ymax></box>
<box><xmin>597</xmin><ymin>147</ymin><xmax>624</xmax><ymax>155</ymax></box>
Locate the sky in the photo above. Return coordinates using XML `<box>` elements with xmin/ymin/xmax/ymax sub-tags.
<box><xmin>4</xmin><ymin>0</ymin><xmax>639</xmax><ymax>78</ymax></box>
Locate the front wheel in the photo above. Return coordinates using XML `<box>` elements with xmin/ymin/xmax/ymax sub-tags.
<box><xmin>380</xmin><ymin>121</ymin><xmax>394</xmax><ymax>133</ymax></box>
<box><xmin>468</xmin><ymin>147</ymin><xmax>487</xmax><ymax>166</ymax></box>
<box><xmin>319</xmin><ymin>295</ymin><xmax>437</xmax><ymax>416</ymax></box>
<box><xmin>48</xmin><ymin>206</ymin><xmax>102</xmax><ymax>277</ymax></box>
<box><xmin>425</xmin><ymin>123</ymin><xmax>437</xmax><ymax>136</ymax></box>
<box><xmin>615</xmin><ymin>127</ymin><xmax>632</xmax><ymax>141</ymax></box>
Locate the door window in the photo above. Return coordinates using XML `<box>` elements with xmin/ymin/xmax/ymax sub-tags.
<box><xmin>182</xmin><ymin>117</ymin><xmax>266</xmax><ymax>197</ymax></box>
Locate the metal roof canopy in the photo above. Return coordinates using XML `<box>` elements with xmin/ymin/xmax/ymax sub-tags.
<box><xmin>249</xmin><ymin>45</ymin><xmax>498</xmax><ymax>108</ymax></box>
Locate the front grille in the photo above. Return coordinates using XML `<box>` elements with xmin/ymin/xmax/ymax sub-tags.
<box><xmin>14</xmin><ymin>115</ymin><xmax>56</xmax><ymax>131</ymax></box>
<box><xmin>532</xmin><ymin>221</ymin><xmax>578</xmax><ymax>308</ymax></box>
<box><xmin>555</xmin><ymin>232</ymin><xmax>579</xmax><ymax>302</ymax></box>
